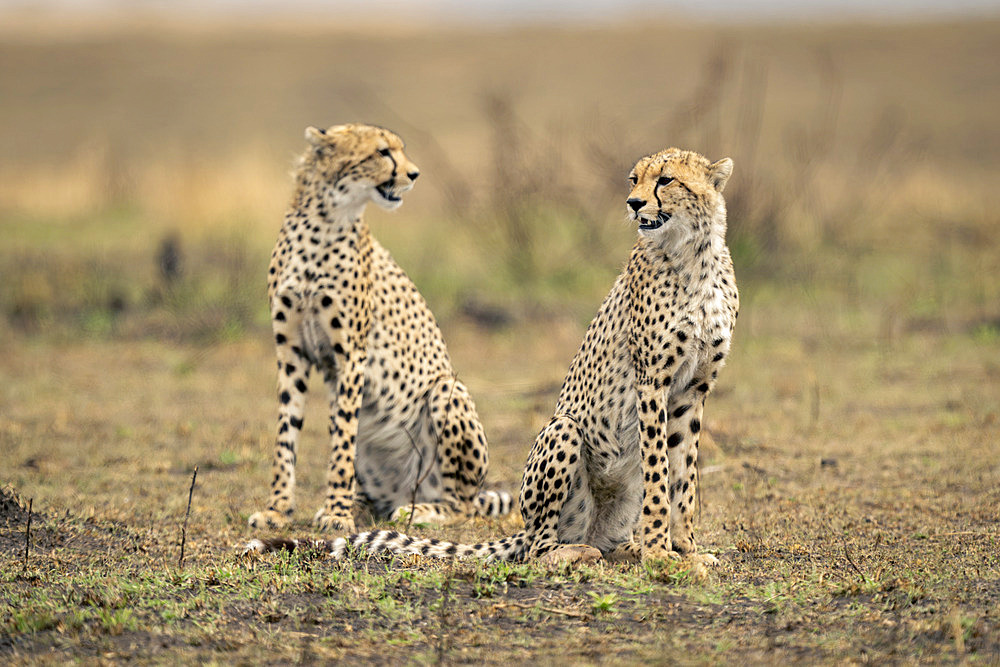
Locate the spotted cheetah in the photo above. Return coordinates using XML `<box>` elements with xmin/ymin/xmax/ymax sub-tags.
<box><xmin>247</xmin><ymin>123</ymin><xmax>512</xmax><ymax>533</ymax></box>
<box><xmin>248</xmin><ymin>147</ymin><xmax>738</xmax><ymax>565</ymax></box>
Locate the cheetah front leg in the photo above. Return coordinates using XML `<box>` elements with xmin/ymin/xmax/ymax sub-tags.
<box><xmin>390</xmin><ymin>377</ymin><xmax>482</xmax><ymax>526</ymax></box>
<box><xmin>248</xmin><ymin>306</ymin><xmax>310</xmax><ymax>530</ymax></box>
<box><xmin>635</xmin><ymin>380</ymin><xmax>678</xmax><ymax>562</ymax></box>
<box><xmin>313</xmin><ymin>354</ymin><xmax>366</xmax><ymax>533</ymax></box>
<box><xmin>666</xmin><ymin>386</ymin><xmax>717</xmax><ymax>565</ymax></box>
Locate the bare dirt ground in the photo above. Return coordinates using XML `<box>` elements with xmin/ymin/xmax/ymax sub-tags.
<box><xmin>1</xmin><ymin>311</ymin><xmax>998</xmax><ymax>663</ymax></box>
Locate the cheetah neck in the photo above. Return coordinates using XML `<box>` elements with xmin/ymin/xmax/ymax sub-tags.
<box><xmin>643</xmin><ymin>204</ymin><xmax>729</xmax><ymax>288</ymax></box>
<box><xmin>291</xmin><ymin>182</ymin><xmax>369</xmax><ymax>238</ymax></box>
<box><xmin>292</xmin><ymin>165</ymin><xmax>374</xmax><ymax>225</ymax></box>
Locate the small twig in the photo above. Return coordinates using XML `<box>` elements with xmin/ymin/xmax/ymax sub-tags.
<box><xmin>404</xmin><ymin>374</ymin><xmax>455</xmax><ymax>530</ymax></box>
<box><xmin>23</xmin><ymin>497</ymin><xmax>33</xmax><ymax>574</ymax></box>
<box><xmin>179</xmin><ymin>465</ymin><xmax>198</xmax><ymax>568</ymax></box>
<box><xmin>500</xmin><ymin>600</ymin><xmax>590</xmax><ymax>619</ymax></box>
<box><xmin>402</xmin><ymin>425</ymin><xmax>429</xmax><ymax>532</ymax></box>
<box><xmin>842</xmin><ymin>543</ymin><xmax>869</xmax><ymax>585</ymax></box>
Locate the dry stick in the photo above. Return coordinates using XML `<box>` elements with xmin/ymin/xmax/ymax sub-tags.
<box><xmin>402</xmin><ymin>426</ymin><xmax>431</xmax><ymax>532</ymax></box>
<box><xmin>178</xmin><ymin>465</ymin><xmax>199</xmax><ymax>568</ymax></box>
<box><xmin>842</xmin><ymin>543</ymin><xmax>869</xmax><ymax>585</ymax></box>
<box><xmin>23</xmin><ymin>497</ymin><xmax>33</xmax><ymax>574</ymax></box>
<box><xmin>404</xmin><ymin>374</ymin><xmax>456</xmax><ymax>531</ymax></box>
<box><xmin>500</xmin><ymin>600</ymin><xmax>590</xmax><ymax>619</ymax></box>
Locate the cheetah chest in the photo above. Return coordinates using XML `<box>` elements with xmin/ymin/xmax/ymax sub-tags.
<box><xmin>667</xmin><ymin>286</ymin><xmax>733</xmax><ymax>398</ymax></box>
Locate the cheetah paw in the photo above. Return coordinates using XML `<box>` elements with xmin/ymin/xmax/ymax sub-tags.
<box><xmin>538</xmin><ymin>544</ymin><xmax>603</xmax><ymax>568</ymax></box>
<box><xmin>687</xmin><ymin>551</ymin><xmax>720</xmax><ymax>567</ymax></box>
<box><xmin>247</xmin><ymin>509</ymin><xmax>291</xmax><ymax>530</ymax></box>
<box><xmin>607</xmin><ymin>540</ymin><xmax>643</xmax><ymax>563</ymax></box>
<box><xmin>640</xmin><ymin>547</ymin><xmax>683</xmax><ymax>564</ymax></box>
<box><xmin>312</xmin><ymin>509</ymin><xmax>356</xmax><ymax>533</ymax></box>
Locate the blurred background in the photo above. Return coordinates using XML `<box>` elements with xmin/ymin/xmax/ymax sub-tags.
<box><xmin>1</xmin><ymin>0</ymin><xmax>998</xmax><ymax>346</ymax></box>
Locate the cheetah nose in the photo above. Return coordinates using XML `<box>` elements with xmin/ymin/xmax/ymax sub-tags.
<box><xmin>407</xmin><ymin>170</ymin><xmax>420</xmax><ymax>181</ymax></box>
<box><xmin>627</xmin><ymin>198</ymin><xmax>646</xmax><ymax>212</ymax></box>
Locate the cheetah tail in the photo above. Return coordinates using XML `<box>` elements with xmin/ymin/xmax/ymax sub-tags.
<box><xmin>244</xmin><ymin>529</ymin><xmax>529</xmax><ymax>562</ymax></box>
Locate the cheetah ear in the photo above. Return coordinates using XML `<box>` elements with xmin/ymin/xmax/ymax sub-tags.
<box><xmin>304</xmin><ymin>126</ymin><xmax>328</xmax><ymax>147</ymax></box>
<box><xmin>708</xmin><ymin>158</ymin><xmax>733</xmax><ymax>192</ymax></box>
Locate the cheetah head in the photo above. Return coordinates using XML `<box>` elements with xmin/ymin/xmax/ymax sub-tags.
<box><xmin>626</xmin><ymin>148</ymin><xmax>733</xmax><ymax>244</ymax></box>
<box><xmin>300</xmin><ymin>123</ymin><xmax>420</xmax><ymax>212</ymax></box>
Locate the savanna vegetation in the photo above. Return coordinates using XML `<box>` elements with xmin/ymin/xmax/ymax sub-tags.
<box><xmin>1</xmin><ymin>15</ymin><xmax>998</xmax><ymax>663</ymax></box>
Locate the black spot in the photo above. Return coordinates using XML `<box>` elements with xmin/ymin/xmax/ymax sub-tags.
<box><xmin>690</xmin><ymin>419</ymin><xmax>701</xmax><ymax>433</ymax></box>
<box><xmin>667</xmin><ymin>433</ymin><xmax>683</xmax><ymax>448</ymax></box>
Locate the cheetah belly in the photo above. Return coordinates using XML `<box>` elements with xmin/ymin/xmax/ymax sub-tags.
<box><xmin>354</xmin><ymin>377</ymin><xmax>441</xmax><ymax>517</ymax></box>
<box><xmin>352</xmin><ymin>334</ymin><xmax>444</xmax><ymax>517</ymax></box>
<box><xmin>300</xmin><ymin>315</ymin><xmax>333</xmax><ymax>364</ymax></box>
<box><xmin>297</xmin><ymin>291</ymin><xmax>346</xmax><ymax>365</ymax></box>
<box><xmin>581</xmin><ymin>372</ymin><xmax>645</xmax><ymax>550</ymax></box>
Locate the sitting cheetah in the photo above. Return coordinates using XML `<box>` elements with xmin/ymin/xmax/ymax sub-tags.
<box><xmin>248</xmin><ymin>147</ymin><xmax>738</xmax><ymax>564</ymax></box>
<box><xmin>248</xmin><ymin>123</ymin><xmax>511</xmax><ymax>533</ymax></box>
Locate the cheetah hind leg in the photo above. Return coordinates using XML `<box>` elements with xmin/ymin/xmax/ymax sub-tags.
<box><xmin>389</xmin><ymin>377</ymin><xmax>490</xmax><ymax>526</ymax></box>
<box><xmin>520</xmin><ymin>416</ymin><xmax>593</xmax><ymax>561</ymax></box>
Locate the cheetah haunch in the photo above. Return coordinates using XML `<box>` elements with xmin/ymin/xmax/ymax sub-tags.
<box><xmin>248</xmin><ymin>124</ymin><xmax>511</xmax><ymax>533</ymax></box>
<box><xmin>249</xmin><ymin>147</ymin><xmax>738</xmax><ymax>565</ymax></box>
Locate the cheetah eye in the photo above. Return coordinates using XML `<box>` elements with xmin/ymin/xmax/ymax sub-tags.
<box><xmin>378</xmin><ymin>148</ymin><xmax>392</xmax><ymax>157</ymax></box>
<box><xmin>658</xmin><ymin>176</ymin><xmax>674</xmax><ymax>186</ymax></box>
<box><xmin>628</xmin><ymin>175</ymin><xmax>638</xmax><ymax>185</ymax></box>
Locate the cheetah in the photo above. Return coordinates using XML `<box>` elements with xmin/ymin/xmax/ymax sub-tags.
<box><xmin>248</xmin><ymin>147</ymin><xmax>738</xmax><ymax>565</ymax></box>
<box><xmin>248</xmin><ymin>123</ymin><xmax>512</xmax><ymax>533</ymax></box>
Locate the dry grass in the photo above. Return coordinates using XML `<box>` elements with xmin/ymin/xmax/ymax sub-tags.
<box><xmin>1</xmin><ymin>15</ymin><xmax>999</xmax><ymax>664</ymax></box>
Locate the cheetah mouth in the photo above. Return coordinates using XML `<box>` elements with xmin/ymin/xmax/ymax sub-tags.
<box><xmin>376</xmin><ymin>182</ymin><xmax>402</xmax><ymax>203</ymax></box>
<box><xmin>638</xmin><ymin>212</ymin><xmax>671</xmax><ymax>231</ymax></box>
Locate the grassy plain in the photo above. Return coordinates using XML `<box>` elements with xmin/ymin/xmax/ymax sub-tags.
<box><xmin>1</xmin><ymin>15</ymin><xmax>999</xmax><ymax>663</ymax></box>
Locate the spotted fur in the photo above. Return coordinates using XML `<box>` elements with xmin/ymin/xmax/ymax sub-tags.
<box><xmin>248</xmin><ymin>147</ymin><xmax>738</xmax><ymax>565</ymax></box>
<box><xmin>248</xmin><ymin>123</ymin><xmax>512</xmax><ymax>533</ymax></box>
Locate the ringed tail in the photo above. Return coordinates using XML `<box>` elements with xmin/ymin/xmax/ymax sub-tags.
<box><xmin>245</xmin><ymin>529</ymin><xmax>529</xmax><ymax>562</ymax></box>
